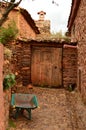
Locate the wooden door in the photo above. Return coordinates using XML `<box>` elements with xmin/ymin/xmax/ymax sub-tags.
<box><xmin>31</xmin><ymin>47</ymin><xmax>62</xmax><ymax>87</ymax></box>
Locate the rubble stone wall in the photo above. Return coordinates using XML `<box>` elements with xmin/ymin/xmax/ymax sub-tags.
<box><xmin>63</xmin><ymin>45</ymin><xmax>77</xmax><ymax>88</ymax></box>
<box><xmin>35</xmin><ymin>20</ymin><xmax>50</xmax><ymax>34</ymax></box>
<box><xmin>71</xmin><ymin>0</ymin><xmax>86</xmax><ymax>103</ymax></box>
<box><xmin>4</xmin><ymin>9</ymin><xmax>36</xmax><ymax>39</ymax></box>
<box><xmin>19</xmin><ymin>13</ymin><xmax>36</xmax><ymax>39</ymax></box>
<box><xmin>10</xmin><ymin>41</ymin><xmax>77</xmax><ymax>90</ymax></box>
<box><xmin>11</xmin><ymin>41</ymin><xmax>31</xmax><ymax>87</ymax></box>
<box><xmin>0</xmin><ymin>44</ymin><xmax>5</xmax><ymax>130</ymax></box>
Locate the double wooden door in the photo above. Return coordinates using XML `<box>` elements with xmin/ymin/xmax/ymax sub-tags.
<box><xmin>31</xmin><ymin>47</ymin><xmax>62</xmax><ymax>87</ymax></box>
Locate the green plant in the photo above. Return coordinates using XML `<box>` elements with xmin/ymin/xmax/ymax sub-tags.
<box><xmin>4</xmin><ymin>47</ymin><xmax>12</xmax><ymax>59</ymax></box>
<box><xmin>67</xmin><ymin>84</ymin><xmax>76</xmax><ymax>92</ymax></box>
<box><xmin>0</xmin><ymin>20</ymin><xmax>18</xmax><ymax>44</ymax></box>
<box><xmin>3</xmin><ymin>73</ymin><xmax>16</xmax><ymax>90</ymax></box>
<box><xmin>9</xmin><ymin>119</ymin><xmax>16</xmax><ymax>128</ymax></box>
<box><xmin>51</xmin><ymin>30</ymin><xmax>70</xmax><ymax>42</ymax></box>
<box><xmin>6</xmin><ymin>119</ymin><xmax>16</xmax><ymax>130</ymax></box>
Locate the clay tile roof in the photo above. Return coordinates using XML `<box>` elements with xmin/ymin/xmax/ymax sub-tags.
<box><xmin>20</xmin><ymin>8</ymin><xmax>40</xmax><ymax>34</ymax></box>
<box><xmin>67</xmin><ymin>0</ymin><xmax>81</xmax><ymax>32</ymax></box>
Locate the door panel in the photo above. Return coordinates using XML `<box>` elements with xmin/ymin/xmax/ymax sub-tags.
<box><xmin>31</xmin><ymin>47</ymin><xmax>62</xmax><ymax>87</ymax></box>
<box><xmin>31</xmin><ymin>49</ymin><xmax>41</xmax><ymax>85</ymax></box>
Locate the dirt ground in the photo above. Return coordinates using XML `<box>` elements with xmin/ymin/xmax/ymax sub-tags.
<box><xmin>9</xmin><ymin>86</ymin><xmax>86</xmax><ymax>130</ymax></box>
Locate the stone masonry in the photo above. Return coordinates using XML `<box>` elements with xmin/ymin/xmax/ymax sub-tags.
<box><xmin>1</xmin><ymin>6</ymin><xmax>38</xmax><ymax>40</ymax></box>
<box><xmin>70</xmin><ymin>0</ymin><xmax>86</xmax><ymax>103</ymax></box>
<box><xmin>10</xmin><ymin>40</ymin><xmax>77</xmax><ymax>90</ymax></box>
<box><xmin>0</xmin><ymin>6</ymin><xmax>39</xmax><ymax>129</ymax></box>
<box><xmin>35</xmin><ymin>11</ymin><xmax>50</xmax><ymax>34</ymax></box>
<box><xmin>3</xmin><ymin>46</ymin><xmax>13</xmax><ymax>129</ymax></box>
<box><xmin>0</xmin><ymin>44</ymin><xmax>5</xmax><ymax>130</ymax></box>
<box><xmin>5</xmin><ymin>9</ymin><xmax>37</xmax><ymax>39</ymax></box>
<box><xmin>63</xmin><ymin>45</ymin><xmax>77</xmax><ymax>88</ymax></box>
<box><xmin>10</xmin><ymin>41</ymin><xmax>31</xmax><ymax>87</ymax></box>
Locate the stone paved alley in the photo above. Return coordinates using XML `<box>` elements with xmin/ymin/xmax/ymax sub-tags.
<box><xmin>9</xmin><ymin>87</ymin><xmax>86</xmax><ymax>130</ymax></box>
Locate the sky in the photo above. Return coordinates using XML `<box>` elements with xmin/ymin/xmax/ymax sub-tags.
<box><xmin>19</xmin><ymin>0</ymin><xmax>72</xmax><ymax>33</ymax></box>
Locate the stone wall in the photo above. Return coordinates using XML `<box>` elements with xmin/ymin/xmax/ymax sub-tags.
<box><xmin>3</xmin><ymin>89</ymin><xmax>11</xmax><ymax>129</ymax></box>
<box><xmin>0</xmin><ymin>7</ymin><xmax>38</xmax><ymax>130</ymax></box>
<box><xmin>19</xmin><ymin>13</ymin><xmax>36</xmax><ymax>39</ymax></box>
<box><xmin>10</xmin><ymin>41</ymin><xmax>77</xmax><ymax>90</ymax></box>
<box><xmin>10</xmin><ymin>41</ymin><xmax>31</xmax><ymax>87</ymax></box>
<box><xmin>63</xmin><ymin>45</ymin><xmax>77</xmax><ymax>88</ymax></box>
<box><xmin>3</xmin><ymin>46</ymin><xmax>12</xmax><ymax>129</ymax></box>
<box><xmin>35</xmin><ymin>20</ymin><xmax>50</xmax><ymax>34</ymax></box>
<box><xmin>71</xmin><ymin>0</ymin><xmax>86</xmax><ymax>103</ymax></box>
<box><xmin>0</xmin><ymin>45</ymin><xmax>12</xmax><ymax>130</ymax></box>
<box><xmin>3</xmin><ymin>9</ymin><xmax>36</xmax><ymax>40</ymax></box>
<box><xmin>0</xmin><ymin>44</ymin><xmax>5</xmax><ymax>130</ymax></box>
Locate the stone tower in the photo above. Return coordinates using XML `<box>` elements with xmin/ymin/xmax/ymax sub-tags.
<box><xmin>35</xmin><ymin>11</ymin><xmax>50</xmax><ymax>34</ymax></box>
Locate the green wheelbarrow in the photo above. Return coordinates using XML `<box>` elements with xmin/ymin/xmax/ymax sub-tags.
<box><xmin>11</xmin><ymin>93</ymin><xmax>38</xmax><ymax>120</ymax></box>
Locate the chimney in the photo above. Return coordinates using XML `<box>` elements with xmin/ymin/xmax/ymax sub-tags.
<box><xmin>37</xmin><ymin>11</ymin><xmax>46</xmax><ymax>21</ymax></box>
<box><xmin>35</xmin><ymin>11</ymin><xmax>50</xmax><ymax>34</ymax></box>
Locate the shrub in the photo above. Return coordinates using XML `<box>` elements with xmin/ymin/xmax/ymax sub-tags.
<box><xmin>0</xmin><ymin>20</ymin><xmax>18</xmax><ymax>44</ymax></box>
<box><xmin>3</xmin><ymin>73</ymin><xmax>16</xmax><ymax>90</ymax></box>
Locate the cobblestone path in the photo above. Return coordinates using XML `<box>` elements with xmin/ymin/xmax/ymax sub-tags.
<box><xmin>9</xmin><ymin>87</ymin><xmax>86</xmax><ymax>130</ymax></box>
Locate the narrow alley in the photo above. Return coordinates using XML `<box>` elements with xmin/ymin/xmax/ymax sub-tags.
<box><xmin>9</xmin><ymin>87</ymin><xmax>86</xmax><ymax>130</ymax></box>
